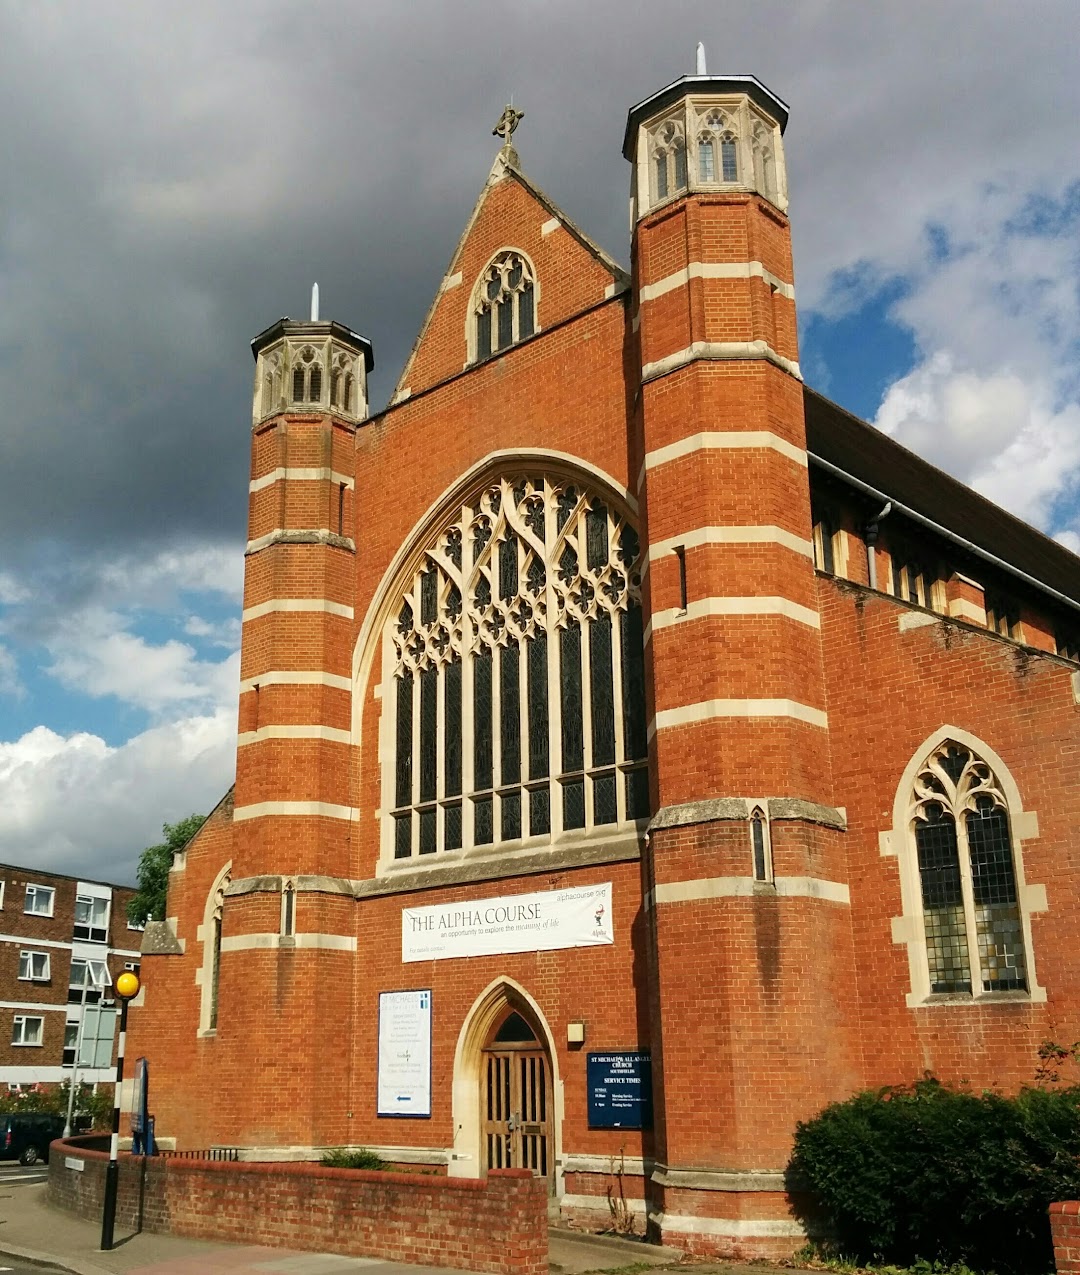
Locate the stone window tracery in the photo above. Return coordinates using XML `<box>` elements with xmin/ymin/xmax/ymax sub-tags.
<box><xmin>260</xmin><ymin>349</ymin><xmax>282</xmax><ymax>418</ymax></box>
<box><xmin>330</xmin><ymin>350</ymin><xmax>355</xmax><ymax>414</ymax></box>
<box><xmin>650</xmin><ymin>119</ymin><xmax>687</xmax><ymax>203</ymax></box>
<box><xmin>910</xmin><ymin>742</ymin><xmax>1028</xmax><ymax>996</ymax></box>
<box><xmin>387</xmin><ymin>474</ymin><xmax>650</xmax><ymax>862</ymax></box>
<box><xmin>292</xmin><ymin>345</ymin><xmax>322</xmax><ymax>404</ymax></box>
<box><xmin>472</xmin><ymin>252</ymin><xmax>536</xmax><ymax>362</ymax></box>
<box><xmin>696</xmin><ymin>109</ymin><xmax>738</xmax><ymax>184</ymax></box>
<box><xmin>751</xmin><ymin>118</ymin><xmax>777</xmax><ymax>205</ymax></box>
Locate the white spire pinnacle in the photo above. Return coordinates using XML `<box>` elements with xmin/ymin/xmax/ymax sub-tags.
<box><xmin>696</xmin><ymin>42</ymin><xmax>707</xmax><ymax>75</ymax></box>
<box><xmin>310</xmin><ymin>282</ymin><xmax>319</xmax><ymax>322</ymax></box>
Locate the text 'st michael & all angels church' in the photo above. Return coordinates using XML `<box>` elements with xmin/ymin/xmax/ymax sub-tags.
<box><xmin>129</xmin><ymin>64</ymin><xmax>1080</xmax><ymax>1257</ymax></box>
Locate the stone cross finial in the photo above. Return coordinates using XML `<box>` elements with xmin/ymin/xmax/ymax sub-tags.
<box><xmin>493</xmin><ymin>103</ymin><xmax>525</xmax><ymax>146</ymax></box>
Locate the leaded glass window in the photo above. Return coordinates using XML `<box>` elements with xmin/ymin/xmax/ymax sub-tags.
<box><xmin>911</xmin><ymin>742</ymin><xmax>1028</xmax><ymax>995</ymax></box>
<box><xmin>473</xmin><ymin>252</ymin><xmax>536</xmax><ymax>361</ymax></box>
<box><xmin>696</xmin><ymin>109</ymin><xmax>738</xmax><ymax>185</ymax></box>
<box><xmin>388</xmin><ymin>475</ymin><xmax>649</xmax><ymax>860</ymax></box>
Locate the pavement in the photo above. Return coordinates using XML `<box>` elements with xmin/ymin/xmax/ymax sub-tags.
<box><xmin>0</xmin><ymin>1174</ymin><xmax>782</xmax><ymax>1275</ymax></box>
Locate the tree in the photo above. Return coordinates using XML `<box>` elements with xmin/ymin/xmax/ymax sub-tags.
<box><xmin>127</xmin><ymin>814</ymin><xmax>206</xmax><ymax>927</ymax></box>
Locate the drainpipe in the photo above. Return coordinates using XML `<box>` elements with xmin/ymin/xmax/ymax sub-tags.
<box><xmin>864</xmin><ymin>501</ymin><xmax>892</xmax><ymax>592</ymax></box>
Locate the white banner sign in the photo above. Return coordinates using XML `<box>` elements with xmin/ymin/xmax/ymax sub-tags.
<box><xmin>402</xmin><ymin>882</ymin><xmax>613</xmax><ymax>963</ymax></box>
<box><xmin>377</xmin><ymin>989</ymin><xmax>432</xmax><ymax>1118</ymax></box>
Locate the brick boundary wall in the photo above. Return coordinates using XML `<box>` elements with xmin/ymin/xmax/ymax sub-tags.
<box><xmin>1052</xmin><ymin>1202</ymin><xmax>1080</xmax><ymax>1275</ymax></box>
<box><xmin>48</xmin><ymin>1138</ymin><xmax>548</xmax><ymax>1275</ymax></box>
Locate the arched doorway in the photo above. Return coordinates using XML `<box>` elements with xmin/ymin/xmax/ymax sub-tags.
<box><xmin>450</xmin><ymin>978</ymin><xmax>562</xmax><ymax>1193</ymax></box>
<box><xmin>481</xmin><ymin>1009</ymin><xmax>554</xmax><ymax>1188</ymax></box>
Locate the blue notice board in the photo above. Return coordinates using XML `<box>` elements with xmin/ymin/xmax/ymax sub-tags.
<box><xmin>587</xmin><ymin>1051</ymin><xmax>653</xmax><ymax>1129</ymax></box>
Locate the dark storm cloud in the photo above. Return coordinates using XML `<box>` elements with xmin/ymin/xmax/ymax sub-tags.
<box><xmin>0</xmin><ymin>0</ymin><xmax>1076</xmax><ymax>575</ymax></box>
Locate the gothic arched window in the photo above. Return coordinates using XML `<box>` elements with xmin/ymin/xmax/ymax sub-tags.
<box><xmin>750</xmin><ymin>806</ymin><xmax>772</xmax><ymax>883</ymax></box>
<box><xmin>751</xmin><ymin>119</ymin><xmax>777</xmax><ymax>204</ymax></box>
<box><xmin>911</xmin><ymin>742</ymin><xmax>1028</xmax><ymax>995</ymax></box>
<box><xmin>697</xmin><ymin>110</ymin><xmax>738</xmax><ymax>185</ymax></box>
<box><xmin>651</xmin><ymin>119</ymin><xmax>687</xmax><ymax>203</ymax></box>
<box><xmin>291</xmin><ymin>345</ymin><xmax>323</xmax><ymax>404</ymax></box>
<box><xmin>198</xmin><ymin>864</ymin><xmax>230</xmax><ymax>1035</ymax></box>
<box><xmin>387</xmin><ymin>474</ymin><xmax>649</xmax><ymax>861</ymax></box>
<box><xmin>473</xmin><ymin>252</ymin><xmax>536</xmax><ymax>361</ymax></box>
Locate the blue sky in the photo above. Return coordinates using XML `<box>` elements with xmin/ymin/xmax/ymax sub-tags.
<box><xmin>0</xmin><ymin>1</ymin><xmax>1077</xmax><ymax>883</ymax></box>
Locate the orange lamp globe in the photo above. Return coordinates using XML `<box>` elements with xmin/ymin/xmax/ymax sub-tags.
<box><xmin>115</xmin><ymin>971</ymin><xmax>140</xmax><ymax>1000</ymax></box>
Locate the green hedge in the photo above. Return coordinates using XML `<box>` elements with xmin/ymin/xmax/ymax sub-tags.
<box><xmin>320</xmin><ymin>1147</ymin><xmax>388</xmax><ymax>1170</ymax></box>
<box><xmin>789</xmin><ymin>1078</ymin><xmax>1080</xmax><ymax>1274</ymax></box>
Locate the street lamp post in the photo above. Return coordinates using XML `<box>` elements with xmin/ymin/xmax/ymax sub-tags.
<box><xmin>100</xmin><ymin>969</ymin><xmax>140</xmax><ymax>1253</ymax></box>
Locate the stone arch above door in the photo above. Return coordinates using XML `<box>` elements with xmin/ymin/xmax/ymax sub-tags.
<box><xmin>449</xmin><ymin>977</ymin><xmax>563</xmax><ymax>1195</ymax></box>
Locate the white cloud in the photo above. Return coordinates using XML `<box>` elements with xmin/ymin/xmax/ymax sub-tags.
<box><xmin>44</xmin><ymin>608</ymin><xmax>240</xmax><ymax>716</ymax></box>
<box><xmin>0</xmin><ymin>573</ymin><xmax>29</xmax><ymax>606</ymax></box>
<box><xmin>870</xmin><ymin>185</ymin><xmax>1080</xmax><ymax>539</ymax></box>
<box><xmin>96</xmin><ymin>544</ymin><xmax>243</xmax><ymax>608</ymax></box>
<box><xmin>0</xmin><ymin>644</ymin><xmax>22</xmax><ymax>698</ymax></box>
<box><xmin>183</xmin><ymin>613</ymin><xmax>242</xmax><ymax>648</ymax></box>
<box><xmin>0</xmin><ymin>711</ymin><xmax>236</xmax><ymax>883</ymax></box>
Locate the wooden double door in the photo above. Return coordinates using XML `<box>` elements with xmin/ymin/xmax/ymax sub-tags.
<box><xmin>482</xmin><ymin>1012</ymin><xmax>553</xmax><ymax>1189</ymax></box>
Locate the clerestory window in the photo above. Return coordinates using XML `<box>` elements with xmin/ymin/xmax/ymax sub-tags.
<box><xmin>387</xmin><ymin>474</ymin><xmax>650</xmax><ymax>862</ymax></box>
<box><xmin>473</xmin><ymin>252</ymin><xmax>536</xmax><ymax>361</ymax></box>
<box><xmin>911</xmin><ymin>741</ymin><xmax>1029</xmax><ymax>996</ymax></box>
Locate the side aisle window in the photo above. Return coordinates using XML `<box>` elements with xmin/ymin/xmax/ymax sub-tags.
<box><xmin>908</xmin><ymin>740</ymin><xmax>1033</xmax><ymax>997</ymax></box>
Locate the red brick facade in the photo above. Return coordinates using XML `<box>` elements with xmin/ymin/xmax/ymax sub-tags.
<box><xmin>128</xmin><ymin>75</ymin><xmax>1080</xmax><ymax>1259</ymax></box>
<box><xmin>50</xmin><ymin>1140</ymin><xmax>547</xmax><ymax>1275</ymax></box>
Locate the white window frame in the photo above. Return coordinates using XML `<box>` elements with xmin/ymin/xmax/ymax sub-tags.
<box><xmin>62</xmin><ymin>1021</ymin><xmax>79</xmax><ymax>1066</ymax></box>
<box><xmin>882</xmin><ymin>727</ymin><xmax>1047</xmax><ymax>1007</ymax></box>
<box><xmin>24</xmin><ymin>884</ymin><xmax>55</xmax><ymax>917</ymax></box>
<box><xmin>0</xmin><ymin>880</ymin><xmax>5</xmax><ymax>909</ymax></box>
<box><xmin>68</xmin><ymin>957</ymin><xmax>111</xmax><ymax>999</ymax></box>
<box><xmin>18</xmin><ymin>950</ymin><xmax>50</xmax><ymax>982</ymax></box>
<box><xmin>73</xmin><ymin>893</ymin><xmax>110</xmax><ymax>943</ymax></box>
<box><xmin>12</xmin><ymin>1015</ymin><xmax>44</xmax><ymax>1047</ymax></box>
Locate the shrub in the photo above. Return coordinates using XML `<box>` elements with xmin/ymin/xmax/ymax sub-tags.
<box><xmin>789</xmin><ymin>1077</ymin><xmax>1080</xmax><ymax>1274</ymax></box>
<box><xmin>320</xmin><ymin>1147</ymin><xmax>388</xmax><ymax>1170</ymax></box>
<box><xmin>0</xmin><ymin>1081</ymin><xmax>112</xmax><ymax>1127</ymax></box>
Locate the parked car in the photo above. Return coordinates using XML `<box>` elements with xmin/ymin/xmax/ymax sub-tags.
<box><xmin>0</xmin><ymin>1113</ymin><xmax>65</xmax><ymax>1165</ymax></box>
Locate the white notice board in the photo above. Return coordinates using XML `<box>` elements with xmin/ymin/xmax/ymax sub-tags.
<box><xmin>377</xmin><ymin>989</ymin><xmax>432</xmax><ymax>1118</ymax></box>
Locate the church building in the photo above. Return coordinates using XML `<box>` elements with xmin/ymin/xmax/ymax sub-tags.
<box><xmin>129</xmin><ymin>68</ymin><xmax>1080</xmax><ymax>1258</ymax></box>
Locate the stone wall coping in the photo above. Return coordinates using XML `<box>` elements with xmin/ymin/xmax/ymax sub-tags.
<box><xmin>55</xmin><ymin>1139</ymin><xmax>513</xmax><ymax>1194</ymax></box>
<box><xmin>140</xmin><ymin>920</ymin><xmax>183</xmax><ymax>955</ymax></box>
<box><xmin>651</xmin><ymin>1163</ymin><xmax>786</xmax><ymax>1191</ymax></box>
<box><xmin>650</xmin><ymin>798</ymin><xmax>846</xmax><ymax>832</ymax></box>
